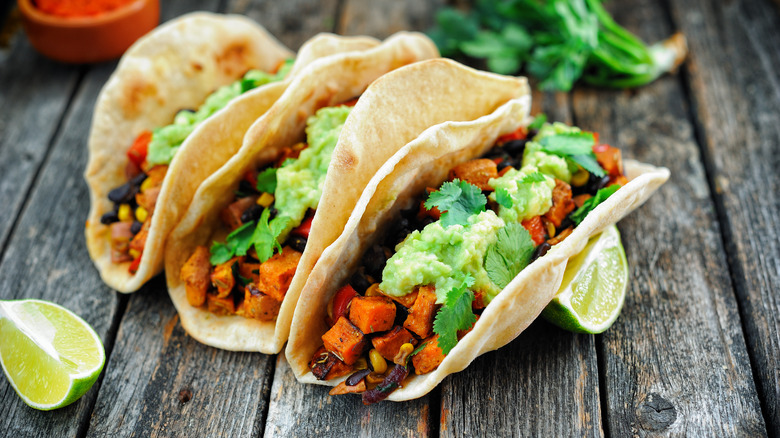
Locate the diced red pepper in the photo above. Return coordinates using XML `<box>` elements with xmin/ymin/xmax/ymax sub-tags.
<box><xmin>496</xmin><ymin>127</ymin><xmax>527</xmax><ymax>144</ymax></box>
<box><xmin>522</xmin><ymin>216</ymin><xmax>547</xmax><ymax>246</ymax></box>
<box><xmin>128</xmin><ymin>253</ymin><xmax>142</xmax><ymax>274</ymax></box>
<box><xmin>292</xmin><ymin>215</ymin><xmax>314</xmax><ymax>239</ymax></box>
<box><xmin>332</xmin><ymin>284</ymin><xmax>357</xmax><ymax>323</ymax></box>
<box><xmin>127</xmin><ymin>131</ymin><xmax>152</xmax><ymax>168</ymax></box>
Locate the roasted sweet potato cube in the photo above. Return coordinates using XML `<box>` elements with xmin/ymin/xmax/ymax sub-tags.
<box><xmin>181</xmin><ymin>246</ymin><xmax>211</xmax><ymax>307</ymax></box>
<box><xmin>593</xmin><ymin>144</ymin><xmax>623</xmax><ymax>178</ymax></box>
<box><xmin>522</xmin><ymin>216</ymin><xmax>547</xmax><ymax>246</ymax></box>
<box><xmin>322</xmin><ymin>316</ymin><xmax>367</xmax><ymax>365</ymax></box>
<box><xmin>309</xmin><ymin>346</ymin><xmax>353</xmax><ymax>380</ymax></box>
<box><xmin>256</xmin><ymin>246</ymin><xmax>301</xmax><ymax>302</ymax></box>
<box><xmin>135</xmin><ymin>186</ymin><xmax>161</xmax><ymax>214</ymax></box>
<box><xmin>544</xmin><ymin>179</ymin><xmax>575</xmax><ymax>227</ymax></box>
<box><xmin>211</xmin><ymin>257</ymin><xmax>241</xmax><ymax>298</ymax></box>
<box><xmin>129</xmin><ymin>219</ymin><xmax>151</xmax><ymax>254</ymax></box>
<box><xmin>349</xmin><ymin>296</ymin><xmax>396</xmax><ymax>334</ymax></box>
<box><xmin>206</xmin><ymin>293</ymin><xmax>235</xmax><ymax>315</ymax></box>
<box><xmin>144</xmin><ymin>165</ymin><xmax>168</xmax><ymax>187</ymax></box>
<box><xmin>220</xmin><ymin>195</ymin><xmax>258</xmax><ymax>230</ymax></box>
<box><xmin>371</xmin><ymin>326</ymin><xmax>417</xmax><ymax>360</ymax></box>
<box><xmin>412</xmin><ymin>335</ymin><xmax>445</xmax><ymax>375</ymax></box>
<box><xmin>403</xmin><ymin>285</ymin><xmax>438</xmax><ymax>338</ymax></box>
<box><xmin>239</xmin><ymin>261</ymin><xmax>261</xmax><ymax>285</ymax></box>
<box><xmin>448</xmin><ymin>158</ymin><xmax>498</xmax><ymax>191</ymax></box>
<box><xmin>377</xmin><ymin>288</ymin><xmax>418</xmax><ymax>309</ymax></box>
<box><xmin>243</xmin><ymin>284</ymin><xmax>281</xmax><ymax>321</ymax></box>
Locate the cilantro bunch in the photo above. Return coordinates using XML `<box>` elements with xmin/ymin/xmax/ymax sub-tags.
<box><xmin>428</xmin><ymin>0</ymin><xmax>687</xmax><ymax>91</ymax></box>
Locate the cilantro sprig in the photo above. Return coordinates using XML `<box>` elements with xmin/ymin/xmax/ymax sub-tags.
<box><xmin>425</xmin><ymin>179</ymin><xmax>487</xmax><ymax>227</ymax></box>
<box><xmin>209</xmin><ymin>208</ymin><xmax>291</xmax><ymax>265</ymax></box>
<box><xmin>538</xmin><ymin>132</ymin><xmax>606</xmax><ymax>177</ymax></box>
<box><xmin>432</xmin><ymin>275</ymin><xmax>478</xmax><ymax>355</ymax></box>
<box><xmin>485</xmin><ymin>223</ymin><xmax>537</xmax><ymax>289</ymax></box>
<box><xmin>569</xmin><ymin>184</ymin><xmax>620</xmax><ymax>225</ymax></box>
<box><xmin>255</xmin><ymin>167</ymin><xmax>277</xmax><ymax>193</ymax></box>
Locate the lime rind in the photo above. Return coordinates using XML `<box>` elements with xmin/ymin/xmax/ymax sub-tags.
<box><xmin>542</xmin><ymin>225</ymin><xmax>628</xmax><ymax>334</ymax></box>
<box><xmin>0</xmin><ymin>299</ymin><xmax>106</xmax><ymax>410</ymax></box>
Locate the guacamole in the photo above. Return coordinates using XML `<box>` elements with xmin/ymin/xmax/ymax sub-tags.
<box><xmin>146</xmin><ymin>60</ymin><xmax>294</xmax><ymax>166</ymax></box>
<box><xmin>274</xmin><ymin>105</ymin><xmax>353</xmax><ymax>241</ymax></box>
<box><xmin>488</xmin><ymin>165</ymin><xmax>555</xmax><ymax>224</ymax></box>
<box><xmin>520</xmin><ymin>122</ymin><xmax>583</xmax><ymax>183</ymax></box>
<box><xmin>380</xmin><ymin>211</ymin><xmax>505</xmax><ymax>303</ymax></box>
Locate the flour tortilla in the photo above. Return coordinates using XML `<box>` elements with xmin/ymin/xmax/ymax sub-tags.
<box><xmin>164</xmin><ymin>33</ymin><xmax>446</xmax><ymax>354</ymax></box>
<box><xmin>286</xmin><ymin>63</ymin><xmax>670</xmax><ymax>401</ymax></box>
<box><xmin>85</xmin><ymin>11</ymin><xmax>380</xmax><ymax>293</ymax></box>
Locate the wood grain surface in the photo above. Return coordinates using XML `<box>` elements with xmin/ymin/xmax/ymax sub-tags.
<box><xmin>0</xmin><ymin>0</ymin><xmax>776</xmax><ymax>436</ymax></box>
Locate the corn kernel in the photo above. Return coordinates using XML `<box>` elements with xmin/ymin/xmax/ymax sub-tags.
<box><xmin>135</xmin><ymin>206</ymin><xmax>148</xmax><ymax>223</ymax></box>
<box><xmin>257</xmin><ymin>192</ymin><xmax>274</xmax><ymax>207</ymax></box>
<box><xmin>140</xmin><ymin>176</ymin><xmax>155</xmax><ymax>192</ymax></box>
<box><xmin>354</xmin><ymin>358</ymin><xmax>369</xmax><ymax>371</ymax></box>
<box><xmin>394</xmin><ymin>343</ymin><xmax>415</xmax><ymax>366</ymax></box>
<box><xmin>369</xmin><ymin>349</ymin><xmax>387</xmax><ymax>374</ymax></box>
<box><xmin>292</xmin><ymin>142</ymin><xmax>307</xmax><ymax>152</ymax></box>
<box><xmin>118</xmin><ymin>204</ymin><xmax>132</xmax><ymax>222</ymax></box>
<box><xmin>365</xmin><ymin>283</ymin><xmax>382</xmax><ymax>297</ymax></box>
<box><xmin>129</xmin><ymin>249</ymin><xmax>141</xmax><ymax>259</ymax></box>
<box><xmin>571</xmin><ymin>168</ymin><xmax>589</xmax><ymax>187</ymax></box>
<box><xmin>545</xmin><ymin>219</ymin><xmax>556</xmax><ymax>238</ymax></box>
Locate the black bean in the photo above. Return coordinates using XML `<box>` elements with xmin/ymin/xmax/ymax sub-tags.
<box><xmin>100</xmin><ymin>211</ymin><xmax>119</xmax><ymax>225</ymax></box>
<box><xmin>238</xmin><ymin>180</ymin><xmax>257</xmax><ymax>196</ymax></box>
<box><xmin>393</xmin><ymin>303</ymin><xmax>409</xmax><ymax>326</ymax></box>
<box><xmin>362</xmin><ymin>365</ymin><xmax>409</xmax><ymax>404</ymax></box>
<box><xmin>483</xmin><ymin>146</ymin><xmax>510</xmax><ymax>160</ymax></box>
<box><xmin>108</xmin><ymin>182</ymin><xmax>136</xmax><ymax>204</ymax></box>
<box><xmin>349</xmin><ymin>270</ymin><xmax>371</xmax><ymax>294</ymax></box>
<box><xmin>496</xmin><ymin>160</ymin><xmax>512</xmax><ymax>172</ymax></box>
<box><xmin>581</xmin><ymin>173</ymin><xmax>611</xmax><ymax>195</ymax></box>
<box><xmin>268</xmin><ymin>207</ymin><xmax>278</xmax><ymax>220</ymax></box>
<box><xmin>502</xmin><ymin>139</ymin><xmax>527</xmax><ymax>158</ymax></box>
<box><xmin>531</xmin><ymin>242</ymin><xmax>552</xmax><ymax>262</ymax></box>
<box><xmin>385</xmin><ymin>217</ymin><xmax>411</xmax><ymax>247</ymax></box>
<box><xmin>414</xmin><ymin>216</ymin><xmax>436</xmax><ymax>231</ymax></box>
<box><xmin>345</xmin><ymin>368</ymin><xmax>372</xmax><ymax>387</ymax></box>
<box><xmin>130</xmin><ymin>221</ymin><xmax>143</xmax><ymax>234</ymax></box>
<box><xmin>527</xmin><ymin>128</ymin><xmax>539</xmax><ymax>139</ymax></box>
<box><xmin>129</xmin><ymin>172</ymin><xmax>147</xmax><ymax>187</ymax></box>
<box><xmin>364</xmin><ymin>245</ymin><xmax>388</xmax><ymax>279</ymax></box>
<box><xmin>241</xmin><ymin>205</ymin><xmax>263</xmax><ymax>224</ymax></box>
<box><xmin>558</xmin><ymin>217</ymin><xmax>574</xmax><ymax>231</ymax></box>
<box><xmin>287</xmin><ymin>235</ymin><xmax>307</xmax><ymax>253</ymax></box>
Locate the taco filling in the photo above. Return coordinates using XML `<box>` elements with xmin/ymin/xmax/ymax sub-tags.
<box><xmin>179</xmin><ymin>101</ymin><xmax>357</xmax><ymax>321</ymax></box>
<box><xmin>100</xmin><ymin>59</ymin><xmax>294</xmax><ymax>272</ymax></box>
<box><xmin>309</xmin><ymin>116</ymin><xmax>628</xmax><ymax>403</ymax></box>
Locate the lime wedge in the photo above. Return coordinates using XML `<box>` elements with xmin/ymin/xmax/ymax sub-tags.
<box><xmin>0</xmin><ymin>299</ymin><xmax>106</xmax><ymax>410</ymax></box>
<box><xmin>542</xmin><ymin>225</ymin><xmax>629</xmax><ymax>334</ymax></box>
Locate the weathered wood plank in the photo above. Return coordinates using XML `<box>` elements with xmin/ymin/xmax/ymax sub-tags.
<box><xmin>265</xmin><ymin>354</ymin><xmax>432</xmax><ymax>437</ymax></box>
<box><xmin>337</xmin><ymin>0</ymin><xmax>444</xmax><ymax>39</ymax></box>
<box><xmin>441</xmin><ymin>91</ymin><xmax>603</xmax><ymax>437</ymax></box>
<box><xmin>0</xmin><ymin>18</ymin><xmax>81</xmax><ymax>256</ymax></box>
<box><xmin>0</xmin><ymin>55</ymin><xmax>119</xmax><ymax>438</ymax></box>
<box><xmin>226</xmin><ymin>0</ymin><xmax>341</xmax><ymax>50</ymax></box>
<box><xmin>572</xmin><ymin>0</ymin><xmax>767</xmax><ymax>435</ymax></box>
<box><xmin>666</xmin><ymin>0</ymin><xmax>780</xmax><ymax>433</ymax></box>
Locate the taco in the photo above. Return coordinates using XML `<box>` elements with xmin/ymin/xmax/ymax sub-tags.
<box><xmin>164</xmin><ymin>33</ymin><xmax>444</xmax><ymax>354</ymax></box>
<box><xmin>285</xmin><ymin>59</ymin><xmax>670</xmax><ymax>403</ymax></box>
<box><xmin>85</xmin><ymin>12</ymin><xmax>380</xmax><ymax>293</ymax></box>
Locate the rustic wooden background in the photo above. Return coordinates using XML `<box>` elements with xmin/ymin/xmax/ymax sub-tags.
<box><xmin>0</xmin><ymin>0</ymin><xmax>777</xmax><ymax>436</ymax></box>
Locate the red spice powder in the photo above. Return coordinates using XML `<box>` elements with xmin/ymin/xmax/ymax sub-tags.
<box><xmin>34</xmin><ymin>0</ymin><xmax>137</xmax><ymax>18</ymax></box>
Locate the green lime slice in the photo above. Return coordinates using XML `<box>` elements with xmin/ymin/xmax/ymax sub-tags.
<box><xmin>0</xmin><ymin>299</ymin><xmax>106</xmax><ymax>410</ymax></box>
<box><xmin>542</xmin><ymin>225</ymin><xmax>629</xmax><ymax>334</ymax></box>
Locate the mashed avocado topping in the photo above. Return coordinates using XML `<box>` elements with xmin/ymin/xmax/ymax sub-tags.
<box><xmin>273</xmin><ymin>105</ymin><xmax>353</xmax><ymax>241</ymax></box>
<box><xmin>380</xmin><ymin>211</ymin><xmax>505</xmax><ymax>304</ymax></box>
<box><xmin>147</xmin><ymin>60</ymin><xmax>295</xmax><ymax>165</ymax></box>
<box><xmin>488</xmin><ymin>166</ymin><xmax>556</xmax><ymax>223</ymax></box>
<box><xmin>520</xmin><ymin>122</ymin><xmax>583</xmax><ymax>183</ymax></box>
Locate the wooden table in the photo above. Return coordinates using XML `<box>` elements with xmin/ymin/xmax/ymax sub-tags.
<box><xmin>1</xmin><ymin>0</ymin><xmax>777</xmax><ymax>436</ymax></box>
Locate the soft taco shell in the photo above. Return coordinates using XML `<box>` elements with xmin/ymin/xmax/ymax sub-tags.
<box><xmin>164</xmin><ymin>33</ymin><xmax>444</xmax><ymax>354</ymax></box>
<box><xmin>286</xmin><ymin>62</ymin><xmax>670</xmax><ymax>401</ymax></box>
<box><xmin>85</xmin><ymin>12</ymin><xmax>379</xmax><ymax>293</ymax></box>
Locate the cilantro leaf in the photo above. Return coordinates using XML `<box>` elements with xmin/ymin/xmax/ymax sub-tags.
<box><xmin>538</xmin><ymin>132</ymin><xmax>606</xmax><ymax>177</ymax></box>
<box><xmin>495</xmin><ymin>188</ymin><xmax>513</xmax><ymax>209</ymax></box>
<box><xmin>520</xmin><ymin>171</ymin><xmax>547</xmax><ymax>184</ymax></box>
<box><xmin>252</xmin><ymin>208</ymin><xmax>292</xmax><ymax>262</ymax></box>
<box><xmin>570</xmin><ymin>184</ymin><xmax>621</xmax><ymax>225</ymax></box>
<box><xmin>528</xmin><ymin>113</ymin><xmax>547</xmax><ymax>131</ymax></box>
<box><xmin>209</xmin><ymin>242</ymin><xmax>234</xmax><ymax>265</ymax></box>
<box><xmin>256</xmin><ymin>167</ymin><xmax>277</xmax><ymax>193</ymax></box>
<box><xmin>433</xmin><ymin>275</ymin><xmax>477</xmax><ymax>355</ymax></box>
<box><xmin>209</xmin><ymin>221</ymin><xmax>255</xmax><ymax>265</ymax></box>
<box><xmin>485</xmin><ymin>223</ymin><xmax>536</xmax><ymax>289</ymax></box>
<box><xmin>424</xmin><ymin>179</ymin><xmax>487</xmax><ymax>227</ymax></box>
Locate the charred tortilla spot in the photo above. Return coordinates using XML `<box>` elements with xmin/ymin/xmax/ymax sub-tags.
<box><xmin>335</xmin><ymin>149</ymin><xmax>357</xmax><ymax>171</ymax></box>
<box><xmin>121</xmin><ymin>79</ymin><xmax>159</xmax><ymax>118</ymax></box>
<box><xmin>216</xmin><ymin>41</ymin><xmax>252</xmax><ymax>77</ymax></box>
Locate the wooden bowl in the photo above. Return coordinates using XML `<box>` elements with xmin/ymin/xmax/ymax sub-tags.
<box><xmin>18</xmin><ymin>0</ymin><xmax>160</xmax><ymax>63</ymax></box>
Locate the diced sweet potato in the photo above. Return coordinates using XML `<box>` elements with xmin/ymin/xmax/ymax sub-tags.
<box><xmin>322</xmin><ymin>316</ymin><xmax>368</xmax><ymax>365</ymax></box>
<box><xmin>371</xmin><ymin>326</ymin><xmax>417</xmax><ymax>360</ymax></box>
<box><xmin>548</xmin><ymin>227</ymin><xmax>573</xmax><ymax>246</ymax></box>
<box><xmin>377</xmin><ymin>288</ymin><xmax>418</xmax><ymax>309</ymax></box>
<box><xmin>220</xmin><ymin>195</ymin><xmax>258</xmax><ymax>230</ymax></box>
<box><xmin>181</xmin><ymin>246</ymin><xmax>211</xmax><ymax>307</ymax></box>
<box><xmin>403</xmin><ymin>285</ymin><xmax>438</xmax><ymax>338</ymax></box>
<box><xmin>135</xmin><ymin>186</ymin><xmax>161</xmax><ymax>213</ymax></box>
<box><xmin>544</xmin><ymin>179</ymin><xmax>575</xmax><ymax>227</ymax></box>
<box><xmin>593</xmin><ymin>144</ymin><xmax>623</xmax><ymax>178</ymax></box>
<box><xmin>329</xmin><ymin>379</ymin><xmax>367</xmax><ymax>395</ymax></box>
<box><xmin>243</xmin><ymin>284</ymin><xmax>281</xmax><ymax>321</ymax></box>
<box><xmin>206</xmin><ymin>293</ymin><xmax>235</xmax><ymax>315</ymax></box>
<box><xmin>448</xmin><ymin>159</ymin><xmax>498</xmax><ymax>191</ymax></box>
<box><xmin>309</xmin><ymin>346</ymin><xmax>353</xmax><ymax>380</ymax></box>
<box><xmin>573</xmin><ymin>194</ymin><xmax>592</xmax><ymax>208</ymax></box>
<box><xmin>522</xmin><ymin>216</ymin><xmax>547</xmax><ymax>246</ymax></box>
<box><xmin>412</xmin><ymin>335</ymin><xmax>445</xmax><ymax>375</ymax></box>
<box><xmin>239</xmin><ymin>261</ymin><xmax>261</xmax><ymax>285</ymax></box>
<box><xmin>255</xmin><ymin>246</ymin><xmax>301</xmax><ymax>302</ymax></box>
<box><xmin>109</xmin><ymin>222</ymin><xmax>133</xmax><ymax>263</ymax></box>
<box><xmin>211</xmin><ymin>257</ymin><xmax>241</xmax><ymax>298</ymax></box>
<box><xmin>129</xmin><ymin>219</ymin><xmax>150</xmax><ymax>254</ymax></box>
<box><xmin>144</xmin><ymin>165</ymin><xmax>168</xmax><ymax>187</ymax></box>
<box><xmin>349</xmin><ymin>296</ymin><xmax>396</xmax><ymax>334</ymax></box>
<box><xmin>472</xmin><ymin>290</ymin><xmax>487</xmax><ymax>310</ymax></box>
